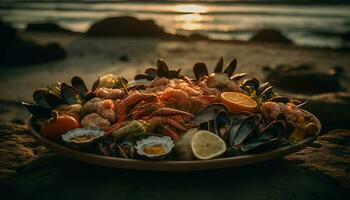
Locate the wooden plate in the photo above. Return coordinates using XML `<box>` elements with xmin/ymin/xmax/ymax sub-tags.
<box><xmin>27</xmin><ymin>111</ymin><xmax>321</xmax><ymax>171</ymax></box>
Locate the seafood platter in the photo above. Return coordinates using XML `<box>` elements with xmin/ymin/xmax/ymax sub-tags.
<box><xmin>25</xmin><ymin>58</ymin><xmax>321</xmax><ymax>171</ymax></box>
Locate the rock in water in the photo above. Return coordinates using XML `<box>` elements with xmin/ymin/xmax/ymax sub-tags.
<box><xmin>26</xmin><ymin>23</ymin><xmax>78</xmax><ymax>34</ymax></box>
<box><xmin>0</xmin><ymin>20</ymin><xmax>66</xmax><ymax>67</ymax></box>
<box><xmin>250</xmin><ymin>29</ymin><xmax>293</xmax><ymax>44</ymax></box>
<box><xmin>86</xmin><ymin>16</ymin><xmax>167</xmax><ymax>37</ymax></box>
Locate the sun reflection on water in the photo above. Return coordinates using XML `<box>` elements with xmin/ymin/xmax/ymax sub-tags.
<box><xmin>174</xmin><ymin>4</ymin><xmax>208</xmax><ymax>14</ymax></box>
<box><xmin>174</xmin><ymin>4</ymin><xmax>210</xmax><ymax>31</ymax></box>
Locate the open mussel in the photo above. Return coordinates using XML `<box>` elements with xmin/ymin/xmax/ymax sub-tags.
<box><xmin>192</xmin><ymin>103</ymin><xmax>229</xmax><ymax>124</ymax></box>
<box><xmin>240</xmin><ymin>120</ymin><xmax>286</xmax><ymax>153</ymax></box>
<box><xmin>71</xmin><ymin>76</ymin><xmax>88</xmax><ymax>98</ymax></box>
<box><xmin>60</xmin><ymin>83</ymin><xmax>80</xmax><ymax>105</ymax></box>
<box><xmin>25</xmin><ymin>76</ymin><xmax>94</xmax><ymax>119</ymax></box>
<box><xmin>134</xmin><ymin>59</ymin><xmax>182</xmax><ymax>81</ymax></box>
<box><xmin>193</xmin><ymin>57</ymin><xmax>238</xmax><ymax>80</ymax></box>
<box><xmin>227</xmin><ymin>114</ymin><xmax>262</xmax><ymax>147</ymax></box>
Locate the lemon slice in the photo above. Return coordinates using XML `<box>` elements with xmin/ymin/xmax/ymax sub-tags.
<box><xmin>191</xmin><ymin>130</ymin><xmax>226</xmax><ymax>160</ymax></box>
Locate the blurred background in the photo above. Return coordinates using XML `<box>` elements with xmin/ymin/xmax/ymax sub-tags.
<box><xmin>1</xmin><ymin>0</ymin><xmax>350</xmax><ymax>48</ymax></box>
<box><xmin>0</xmin><ymin>0</ymin><xmax>350</xmax><ymax>130</ymax></box>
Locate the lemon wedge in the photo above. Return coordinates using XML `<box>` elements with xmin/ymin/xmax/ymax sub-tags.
<box><xmin>191</xmin><ymin>130</ymin><xmax>226</xmax><ymax>160</ymax></box>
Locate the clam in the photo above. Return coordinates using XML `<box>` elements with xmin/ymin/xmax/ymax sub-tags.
<box><xmin>135</xmin><ymin>136</ymin><xmax>174</xmax><ymax>159</ymax></box>
<box><xmin>61</xmin><ymin>127</ymin><xmax>105</xmax><ymax>149</ymax></box>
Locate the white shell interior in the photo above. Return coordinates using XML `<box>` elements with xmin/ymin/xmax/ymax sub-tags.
<box><xmin>135</xmin><ymin>136</ymin><xmax>174</xmax><ymax>157</ymax></box>
<box><xmin>61</xmin><ymin>127</ymin><xmax>105</xmax><ymax>143</ymax></box>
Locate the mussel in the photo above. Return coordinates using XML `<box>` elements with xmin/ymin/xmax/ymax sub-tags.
<box><xmin>134</xmin><ymin>59</ymin><xmax>182</xmax><ymax>81</ymax></box>
<box><xmin>193</xmin><ymin>57</ymin><xmax>238</xmax><ymax>80</ymax></box>
<box><xmin>24</xmin><ymin>76</ymin><xmax>93</xmax><ymax>119</ymax></box>
<box><xmin>192</xmin><ymin>103</ymin><xmax>287</xmax><ymax>154</ymax></box>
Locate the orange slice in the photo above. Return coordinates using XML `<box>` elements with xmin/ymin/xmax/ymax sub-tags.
<box><xmin>220</xmin><ymin>92</ymin><xmax>257</xmax><ymax>113</ymax></box>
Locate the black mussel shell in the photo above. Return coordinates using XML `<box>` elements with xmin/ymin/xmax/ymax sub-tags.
<box><xmin>213</xmin><ymin>110</ymin><xmax>231</xmax><ymax>139</ymax></box>
<box><xmin>192</xmin><ymin>103</ymin><xmax>229</xmax><ymax>124</ymax></box>
<box><xmin>156</xmin><ymin>59</ymin><xmax>171</xmax><ymax>78</ymax></box>
<box><xmin>256</xmin><ymin>82</ymin><xmax>271</xmax><ymax>95</ymax></box>
<box><xmin>91</xmin><ymin>77</ymin><xmax>100</xmax><ymax>92</ymax></box>
<box><xmin>213</xmin><ymin>57</ymin><xmax>224</xmax><ymax>73</ymax></box>
<box><xmin>134</xmin><ymin>74</ymin><xmax>154</xmax><ymax>81</ymax></box>
<box><xmin>170</xmin><ymin>68</ymin><xmax>181</xmax><ymax>79</ymax></box>
<box><xmin>223</xmin><ymin>59</ymin><xmax>237</xmax><ymax>77</ymax></box>
<box><xmin>22</xmin><ymin>102</ymin><xmax>52</xmax><ymax>119</ymax></box>
<box><xmin>259</xmin><ymin>86</ymin><xmax>274</xmax><ymax>100</ymax></box>
<box><xmin>240</xmin><ymin>78</ymin><xmax>260</xmax><ymax>91</ymax></box>
<box><xmin>33</xmin><ymin>89</ymin><xmax>51</xmax><ymax>108</ymax></box>
<box><xmin>61</xmin><ymin>83</ymin><xmax>80</xmax><ymax>105</ymax></box>
<box><xmin>193</xmin><ymin>62</ymin><xmax>209</xmax><ymax>80</ymax></box>
<box><xmin>230</xmin><ymin>112</ymin><xmax>251</xmax><ymax>124</ymax></box>
<box><xmin>228</xmin><ymin>114</ymin><xmax>262</xmax><ymax>147</ymax></box>
<box><xmin>71</xmin><ymin>76</ymin><xmax>88</xmax><ymax>97</ymax></box>
<box><xmin>145</xmin><ymin>68</ymin><xmax>158</xmax><ymax>79</ymax></box>
<box><xmin>240</xmin><ymin>120</ymin><xmax>286</xmax><ymax>153</ymax></box>
<box><xmin>231</xmin><ymin>73</ymin><xmax>248</xmax><ymax>82</ymax></box>
<box><xmin>45</xmin><ymin>92</ymin><xmax>65</xmax><ymax>108</ymax></box>
<box><xmin>85</xmin><ymin>91</ymin><xmax>97</xmax><ymax>102</ymax></box>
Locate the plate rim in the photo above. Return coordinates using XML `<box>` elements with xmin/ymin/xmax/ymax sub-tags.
<box><xmin>27</xmin><ymin>110</ymin><xmax>321</xmax><ymax>171</ymax></box>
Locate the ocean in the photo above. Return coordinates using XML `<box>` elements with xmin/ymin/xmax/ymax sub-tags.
<box><xmin>1</xmin><ymin>1</ymin><xmax>349</xmax><ymax>48</ymax></box>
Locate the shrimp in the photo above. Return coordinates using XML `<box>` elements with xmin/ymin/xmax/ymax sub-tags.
<box><xmin>97</xmin><ymin>99</ymin><xmax>116</xmax><ymax>123</ymax></box>
<box><xmin>197</xmin><ymin>81</ymin><xmax>219</xmax><ymax>96</ymax></box>
<box><xmin>150</xmin><ymin>77</ymin><xmax>170</xmax><ymax>88</ymax></box>
<box><xmin>262</xmin><ymin>101</ymin><xmax>305</xmax><ymax>123</ymax></box>
<box><xmin>261</xmin><ymin>101</ymin><xmax>282</xmax><ymax>121</ymax></box>
<box><xmin>158</xmin><ymin>88</ymin><xmax>190</xmax><ymax>108</ymax></box>
<box><xmin>83</xmin><ymin>97</ymin><xmax>103</xmax><ymax>113</ymax></box>
<box><xmin>95</xmin><ymin>87</ymin><xmax>125</xmax><ymax>100</ymax></box>
<box><xmin>81</xmin><ymin>113</ymin><xmax>111</xmax><ymax>129</ymax></box>
<box><xmin>281</xmin><ymin>103</ymin><xmax>305</xmax><ymax>123</ymax></box>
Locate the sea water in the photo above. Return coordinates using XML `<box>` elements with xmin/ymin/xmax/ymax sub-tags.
<box><xmin>1</xmin><ymin>1</ymin><xmax>349</xmax><ymax>48</ymax></box>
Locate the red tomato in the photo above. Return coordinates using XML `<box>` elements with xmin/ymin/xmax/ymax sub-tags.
<box><xmin>40</xmin><ymin>112</ymin><xmax>80</xmax><ymax>141</ymax></box>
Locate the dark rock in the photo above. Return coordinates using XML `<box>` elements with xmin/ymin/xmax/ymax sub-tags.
<box><xmin>119</xmin><ymin>54</ymin><xmax>129</xmax><ymax>62</ymax></box>
<box><xmin>342</xmin><ymin>31</ymin><xmax>350</xmax><ymax>42</ymax></box>
<box><xmin>297</xmin><ymin>92</ymin><xmax>350</xmax><ymax>132</ymax></box>
<box><xmin>0</xmin><ymin>20</ymin><xmax>19</xmax><ymax>47</ymax></box>
<box><xmin>187</xmin><ymin>33</ymin><xmax>209</xmax><ymax>40</ymax></box>
<box><xmin>250</xmin><ymin>29</ymin><xmax>293</xmax><ymax>44</ymax></box>
<box><xmin>265</xmin><ymin>64</ymin><xmax>342</xmax><ymax>94</ymax></box>
<box><xmin>26</xmin><ymin>22</ymin><xmax>78</xmax><ymax>34</ymax></box>
<box><xmin>86</xmin><ymin>16</ymin><xmax>167</xmax><ymax>37</ymax></box>
<box><xmin>0</xmin><ymin>21</ymin><xmax>66</xmax><ymax>67</ymax></box>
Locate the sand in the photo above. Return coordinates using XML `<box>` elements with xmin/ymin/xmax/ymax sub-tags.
<box><xmin>0</xmin><ymin>32</ymin><xmax>349</xmax><ymax>122</ymax></box>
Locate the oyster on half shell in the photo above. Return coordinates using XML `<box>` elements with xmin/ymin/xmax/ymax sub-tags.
<box><xmin>62</xmin><ymin>127</ymin><xmax>105</xmax><ymax>149</ymax></box>
<box><xmin>135</xmin><ymin>136</ymin><xmax>174</xmax><ymax>159</ymax></box>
